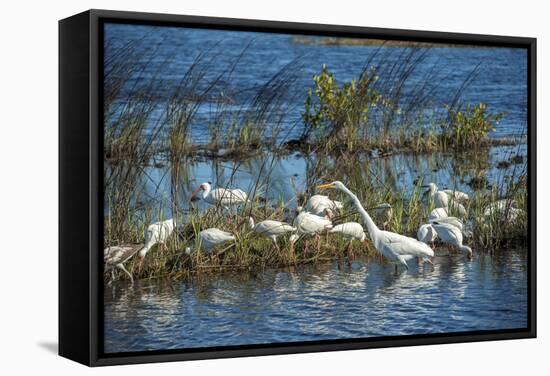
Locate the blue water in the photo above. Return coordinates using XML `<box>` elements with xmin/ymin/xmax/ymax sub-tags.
<box><xmin>104</xmin><ymin>251</ymin><xmax>527</xmax><ymax>352</ymax></box>
<box><xmin>104</xmin><ymin>23</ymin><xmax>528</xmax><ymax>142</ymax></box>
<box><xmin>103</xmin><ymin>23</ymin><xmax>529</xmax><ymax>353</ymax></box>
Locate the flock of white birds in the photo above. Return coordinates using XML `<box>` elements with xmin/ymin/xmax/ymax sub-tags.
<box><xmin>104</xmin><ymin>180</ymin><xmax>523</xmax><ymax>284</ymax></box>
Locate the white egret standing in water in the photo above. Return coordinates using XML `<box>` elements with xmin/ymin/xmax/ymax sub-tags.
<box><xmin>317</xmin><ymin>181</ymin><xmax>434</xmax><ymax>271</ymax></box>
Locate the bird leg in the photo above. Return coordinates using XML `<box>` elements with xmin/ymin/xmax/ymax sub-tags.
<box><xmin>117</xmin><ymin>264</ymin><xmax>134</xmax><ymax>285</ymax></box>
<box><xmin>315</xmin><ymin>233</ymin><xmax>321</xmax><ymax>253</ymax></box>
<box><xmin>346</xmin><ymin>241</ymin><xmax>353</xmax><ymax>260</ymax></box>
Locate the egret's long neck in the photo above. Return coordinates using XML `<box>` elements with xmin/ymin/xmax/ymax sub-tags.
<box><xmin>202</xmin><ymin>185</ymin><xmax>211</xmax><ymax>200</ymax></box>
<box><xmin>340</xmin><ymin>186</ymin><xmax>380</xmax><ymax>240</ymax></box>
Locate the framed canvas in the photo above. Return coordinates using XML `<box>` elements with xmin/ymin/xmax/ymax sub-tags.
<box><xmin>59</xmin><ymin>9</ymin><xmax>536</xmax><ymax>366</ymax></box>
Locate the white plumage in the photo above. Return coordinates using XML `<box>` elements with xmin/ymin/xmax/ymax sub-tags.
<box><xmin>318</xmin><ymin>181</ymin><xmax>434</xmax><ymax>270</ymax></box>
<box><xmin>417</xmin><ymin>224</ymin><xmax>437</xmax><ymax>244</ymax></box>
<box><xmin>305</xmin><ymin>194</ymin><xmax>343</xmax><ymax>216</ymax></box>
<box><xmin>430</xmin><ymin>221</ymin><xmax>473</xmax><ymax>259</ymax></box>
<box><xmin>329</xmin><ymin>222</ymin><xmax>366</xmax><ymax>242</ymax></box>
<box><xmin>138</xmin><ymin>218</ymin><xmax>175</xmax><ymax>262</ymax></box>
<box><xmin>190</xmin><ymin>182</ymin><xmax>249</xmax><ymax>208</ymax></box>
<box><xmin>429</xmin><ymin>216</ymin><xmax>464</xmax><ymax>231</ymax></box>
<box><xmin>248</xmin><ymin>217</ymin><xmax>296</xmax><ymax>250</ymax></box>
<box><xmin>185</xmin><ymin>228</ymin><xmax>236</xmax><ymax>254</ymax></box>
<box><xmin>428</xmin><ymin>207</ymin><xmax>448</xmax><ymax>221</ymax></box>
<box><xmin>424</xmin><ymin>183</ymin><xmax>468</xmax><ymax>216</ymax></box>
<box><xmin>293</xmin><ymin>210</ymin><xmax>333</xmax><ymax>236</ymax></box>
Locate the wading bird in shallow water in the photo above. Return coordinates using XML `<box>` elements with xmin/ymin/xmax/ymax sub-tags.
<box><xmin>305</xmin><ymin>194</ymin><xmax>344</xmax><ymax>216</ymax></box>
<box><xmin>248</xmin><ymin>217</ymin><xmax>296</xmax><ymax>251</ymax></box>
<box><xmin>328</xmin><ymin>222</ymin><xmax>366</xmax><ymax>258</ymax></box>
<box><xmin>418</xmin><ymin>222</ymin><xmax>473</xmax><ymax>259</ymax></box>
<box><xmin>189</xmin><ymin>181</ymin><xmax>249</xmax><ymax>209</ymax></box>
<box><xmin>104</xmin><ymin>244</ymin><xmax>144</xmax><ymax>284</ymax></box>
<box><xmin>137</xmin><ymin>218</ymin><xmax>175</xmax><ymax>270</ymax></box>
<box><xmin>292</xmin><ymin>207</ymin><xmax>333</xmax><ymax>254</ymax></box>
<box><xmin>185</xmin><ymin>228</ymin><xmax>236</xmax><ymax>255</ymax></box>
<box><xmin>317</xmin><ymin>181</ymin><xmax>434</xmax><ymax>271</ymax></box>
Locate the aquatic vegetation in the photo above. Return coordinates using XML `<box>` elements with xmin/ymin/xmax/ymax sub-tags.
<box><xmin>102</xmin><ymin>35</ymin><xmax>528</xmax><ymax>283</ymax></box>
<box><xmin>442</xmin><ymin>102</ymin><xmax>505</xmax><ymax>148</ymax></box>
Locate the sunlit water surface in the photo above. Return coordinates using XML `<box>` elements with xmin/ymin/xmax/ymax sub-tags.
<box><xmin>104</xmin><ymin>251</ymin><xmax>527</xmax><ymax>353</ymax></box>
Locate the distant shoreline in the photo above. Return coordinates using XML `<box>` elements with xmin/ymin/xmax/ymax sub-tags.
<box><xmin>291</xmin><ymin>36</ymin><xmax>499</xmax><ymax>48</ymax></box>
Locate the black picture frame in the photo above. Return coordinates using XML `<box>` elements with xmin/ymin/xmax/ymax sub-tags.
<box><xmin>59</xmin><ymin>9</ymin><xmax>537</xmax><ymax>367</ymax></box>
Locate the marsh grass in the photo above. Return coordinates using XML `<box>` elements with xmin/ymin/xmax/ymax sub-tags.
<box><xmin>104</xmin><ymin>36</ymin><xmax>528</xmax><ymax>283</ymax></box>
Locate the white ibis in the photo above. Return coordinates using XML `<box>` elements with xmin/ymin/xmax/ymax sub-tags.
<box><xmin>429</xmin><ymin>216</ymin><xmax>464</xmax><ymax>231</ymax></box>
<box><xmin>430</xmin><ymin>221</ymin><xmax>473</xmax><ymax>259</ymax></box>
<box><xmin>305</xmin><ymin>194</ymin><xmax>344</xmax><ymax>216</ymax></box>
<box><xmin>185</xmin><ymin>228</ymin><xmax>236</xmax><ymax>255</ymax></box>
<box><xmin>190</xmin><ymin>181</ymin><xmax>249</xmax><ymax>209</ymax></box>
<box><xmin>104</xmin><ymin>244</ymin><xmax>144</xmax><ymax>284</ymax></box>
<box><xmin>137</xmin><ymin>219</ymin><xmax>175</xmax><ymax>269</ymax></box>
<box><xmin>423</xmin><ymin>183</ymin><xmax>468</xmax><ymax>217</ymax></box>
<box><xmin>417</xmin><ymin>224</ymin><xmax>437</xmax><ymax>244</ymax></box>
<box><xmin>328</xmin><ymin>222</ymin><xmax>366</xmax><ymax>257</ymax></box>
<box><xmin>248</xmin><ymin>217</ymin><xmax>296</xmax><ymax>251</ymax></box>
<box><xmin>292</xmin><ymin>207</ymin><xmax>333</xmax><ymax>254</ymax></box>
<box><xmin>423</xmin><ymin>183</ymin><xmax>469</xmax><ymax>203</ymax></box>
<box><xmin>317</xmin><ymin>181</ymin><xmax>434</xmax><ymax>271</ymax></box>
<box><xmin>428</xmin><ymin>207</ymin><xmax>448</xmax><ymax>221</ymax></box>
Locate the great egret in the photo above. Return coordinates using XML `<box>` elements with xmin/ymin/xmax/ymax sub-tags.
<box><xmin>137</xmin><ymin>218</ymin><xmax>175</xmax><ymax>270</ymax></box>
<box><xmin>305</xmin><ymin>194</ymin><xmax>344</xmax><ymax>216</ymax></box>
<box><xmin>430</xmin><ymin>221</ymin><xmax>473</xmax><ymax>259</ymax></box>
<box><xmin>293</xmin><ymin>207</ymin><xmax>333</xmax><ymax>254</ymax></box>
<box><xmin>104</xmin><ymin>244</ymin><xmax>144</xmax><ymax>284</ymax></box>
<box><xmin>373</xmin><ymin>202</ymin><xmax>393</xmax><ymax>230</ymax></box>
<box><xmin>185</xmin><ymin>228</ymin><xmax>236</xmax><ymax>255</ymax></box>
<box><xmin>248</xmin><ymin>217</ymin><xmax>296</xmax><ymax>251</ymax></box>
<box><xmin>328</xmin><ymin>222</ymin><xmax>366</xmax><ymax>257</ymax></box>
<box><xmin>190</xmin><ymin>181</ymin><xmax>249</xmax><ymax>208</ymax></box>
<box><xmin>317</xmin><ymin>181</ymin><xmax>434</xmax><ymax>270</ymax></box>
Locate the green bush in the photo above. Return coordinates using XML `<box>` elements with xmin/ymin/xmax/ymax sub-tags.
<box><xmin>302</xmin><ymin>65</ymin><xmax>380</xmax><ymax>150</ymax></box>
<box><xmin>444</xmin><ymin>103</ymin><xmax>505</xmax><ymax>148</ymax></box>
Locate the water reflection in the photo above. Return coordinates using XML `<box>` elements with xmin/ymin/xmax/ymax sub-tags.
<box><xmin>110</xmin><ymin>144</ymin><xmax>526</xmax><ymax>221</ymax></box>
<box><xmin>104</xmin><ymin>249</ymin><xmax>528</xmax><ymax>352</ymax></box>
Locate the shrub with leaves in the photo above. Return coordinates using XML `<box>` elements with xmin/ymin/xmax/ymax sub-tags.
<box><xmin>302</xmin><ymin>65</ymin><xmax>380</xmax><ymax>150</ymax></box>
<box><xmin>443</xmin><ymin>102</ymin><xmax>505</xmax><ymax>148</ymax></box>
